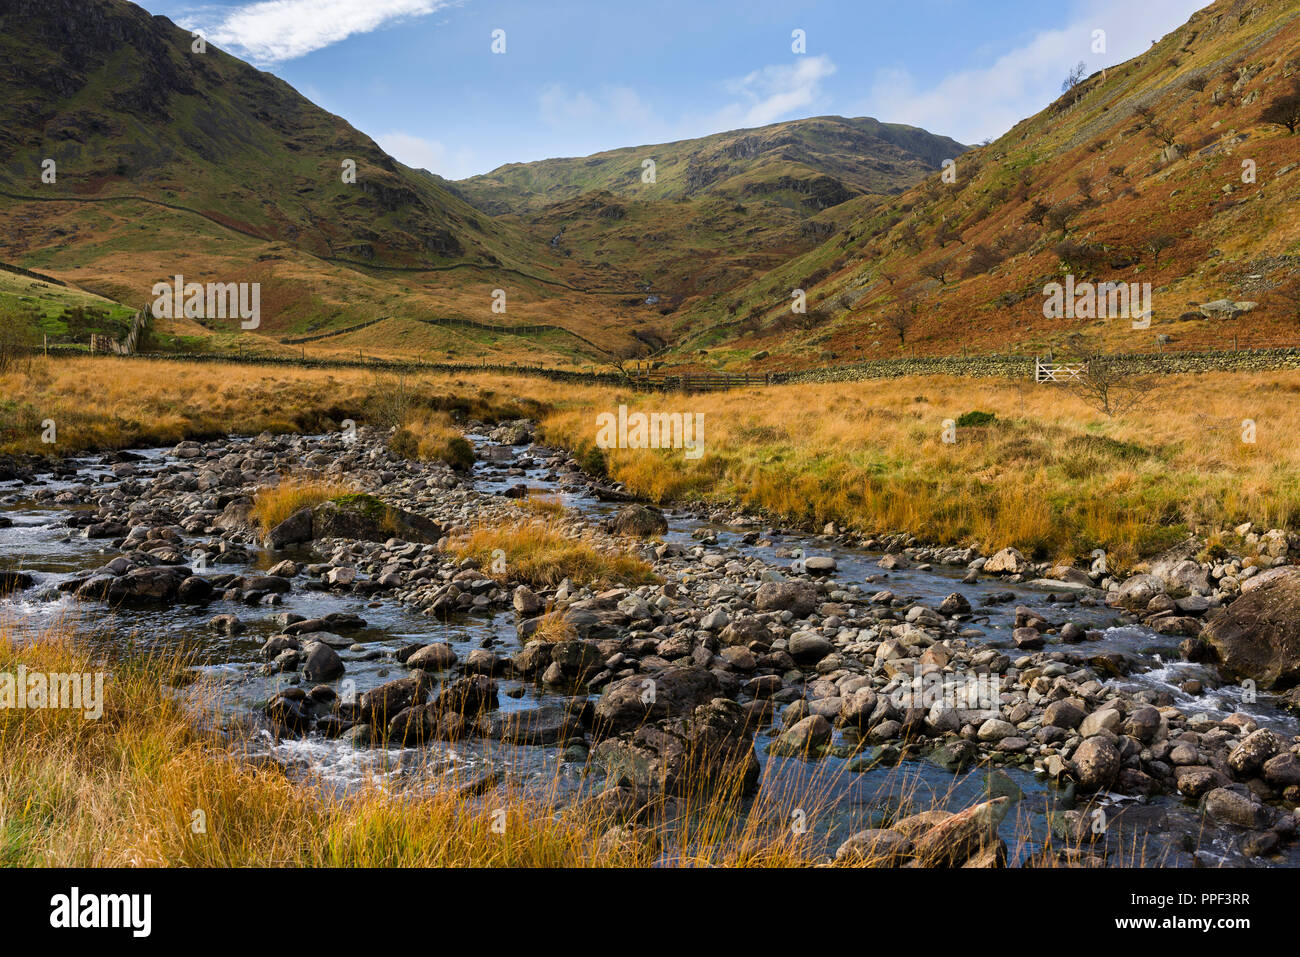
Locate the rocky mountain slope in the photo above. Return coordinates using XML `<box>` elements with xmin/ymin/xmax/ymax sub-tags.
<box><xmin>679</xmin><ymin>0</ymin><xmax>1300</xmax><ymax>370</ymax></box>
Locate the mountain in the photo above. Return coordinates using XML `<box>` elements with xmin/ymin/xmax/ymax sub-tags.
<box><xmin>677</xmin><ymin>0</ymin><xmax>1300</xmax><ymax>369</ymax></box>
<box><xmin>450</xmin><ymin>117</ymin><xmax>966</xmax><ymax>345</ymax></box>
<box><xmin>454</xmin><ymin>117</ymin><xmax>966</xmax><ymax>214</ymax></box>
<box><xmin>0</xmin><ymin>0</ymin><xmax>617</xmax><ymax>361</ymax></box>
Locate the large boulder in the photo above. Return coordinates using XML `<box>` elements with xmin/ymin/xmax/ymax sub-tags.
<box><xmin>1112</xmin><ymin>573</ymin><xmax>1163</xmax><ymax>610</ymax></box>
<box><xmin>608</xmin><ymin>505</ymin><xmax>667</xmax><ymax>538</ymax></box>
<box><xmin>105</xmin><ymin>566</ymin><xmax>191</xmax><ymax>605</ymax></box>
<box><xmin>593</xmin><ymin>666</ymin><xmax>721</xmax><ymax>734</ymax></box>
<box><xmin>265</xmin><ymin>507</ymin><xmax>314</xmax><ymax>548</ymax></box>
<box><xmin>754</xmin><ymin>581</ymin><xmax>818</xmax><ymax>617</ymax></box>
<box><xmin>1200</xmin><ymin>567</ymin><xmax>1300</xmax><ymax>688</ymax></box>
<box><xmin>910</xmin><ymin>797</ymin><xmax>1010</xmax><ymax>867</ymax></box>
<box><xmin>310</xmin><ymin>495</ymin><xmax>442</xmax><ymax>545</ymax></box>
<box><xmin>358</xmin><ymin>674</ymin><xmax>433</xmax><ymax>724</ymax></box>
<box><xmin>592</xmin><ymin>697</ymin><xmax>759</xmax><ymax>796</ymax></box>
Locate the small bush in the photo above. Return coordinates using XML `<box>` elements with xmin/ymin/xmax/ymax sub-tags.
<box><xmin>956</xmin><ymin>411</ymin><xmax>996</xmax><ymax>427</ymax></box>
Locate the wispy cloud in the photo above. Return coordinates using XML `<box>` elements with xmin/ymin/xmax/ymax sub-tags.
<box><xmin>190</xmin><ymin>0</ymin><xmax>461</xmax><ymax>65</ymax></box>
<box><xmin>717</xmin><ymin>55</ymin><xmax>837</xmax><ymax>129</ymax></box>
<box><xmin>859</xmin><ymin>0</ymin><xmax>1204</xmax><ymax>143</ymax></box>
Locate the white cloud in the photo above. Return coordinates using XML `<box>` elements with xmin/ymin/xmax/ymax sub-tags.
<box><xmin>717</xmin><ymin>55</ymin><xmax>837</xmax><ymax>129</ymax></box>
<box><xmin>860</xmin><ymin>0</ymin><xmax>1206</xmax><ymax>143</ymax></box>
<box><xmin>191</xmin><ymin>0</ymin><xmax>460</xmax><ymax>64</ymax></box>
<box><xmin>375</xmin><ymin>132</ymin><xmax>479</xmax><ymax>179</ymax></box>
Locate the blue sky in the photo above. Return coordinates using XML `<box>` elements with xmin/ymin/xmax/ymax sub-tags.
<box><xmin>150</xmin><ymin>0</ymin><xmax>1207</xmax><ymax>179</ymax></box>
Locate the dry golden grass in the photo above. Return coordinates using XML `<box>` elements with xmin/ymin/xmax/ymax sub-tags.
<box><xmin>449</xmin><ymin>518</ymin><xmax>660</xmax><ymax>589</ymax></box>
<box><xmin>390</xmin><ymin>413</ymin><xmax>476</xmax><ymax>470</ymax></box>
<box><xmin>510</xmin><ymin>490</ymin><xmax>568</xmax><ymax>517</ymax></box>
<box><xmin>8</xmin><ymin>356</ymin><xmax>1300</xmax><ymax>568</ymax></box>
<box><xmin>250</xmin><ymin>475</ymin><xmax>355</xmax><ymax>533</ymax></box>
<box><xmin>539</xmin><ymin>371</ymin><xmax>1300</xmax><ymax>570</ymax></box>
<box><xmin>0</xmin><ymin>619</ymin><xmax>898</xmax><ymax>868</ymax></box>
<box><xmin>522</xmin><ymin>607</ymin><xmax>579</xmax><ymax>643</ymax></box>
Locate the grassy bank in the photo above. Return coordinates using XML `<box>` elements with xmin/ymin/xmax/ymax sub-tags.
<box><xmin>0</xmin><ymin>356</ymin><xmax>540</xmax><ymax>456</ymax></box>
<box><xmin>6</xmin><ymin>355</ymin><xmax>1300</xmax><ymax>569</ymax></box>
<box><xmin>0</xmin><ymin>621</ymin><xmax>831</xmax><ymax>866</ymax></box>
<box><xmin>542</xmin><ymin>371</ymin><xmax>1300</xmax><ymax>571</ymax></box>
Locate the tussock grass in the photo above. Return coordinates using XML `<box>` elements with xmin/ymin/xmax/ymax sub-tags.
<box><xmin>12</xmin><ymin>356</ymin><xmax>1300</xmax><ymax>569</ymax></box>
<box><xmin>510</xmin><ymin>490</ymin><xmax>568</xmax><ymax>517</ymax></box>
<box><xmin>0</xmin><ymin>620</ymin><xmax>1158</xmax><ymax>867</ymax></box>
<box><xmin>389</xmin><ymin>413</ymin><xmax>476</xmax><ymax>470</ymax></box>
<box><xmin>250</xmin><ymin>475</ymin><xmax>355</xmax><ymax>533</ymax></box>
<box><xmin>449</xmin><ymin>518</ymin><xmax>659</xmax><ymax>589</ymax></box>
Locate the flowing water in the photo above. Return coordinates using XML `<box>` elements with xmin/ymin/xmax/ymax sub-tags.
<box><xmin>1</xmin><ymin>434</ymin><xmax>1295</xmax><ymax>866</ymax></box>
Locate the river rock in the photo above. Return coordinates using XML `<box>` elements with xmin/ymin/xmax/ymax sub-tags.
<box><xmin>593</xmin><ymin>666</ymin><xmax>721</xmax><ymax>734</ymax></box>
<box><xmin>787</xmin><ymin>631</ymin><xmax>833</xmax><ymax>663</ymax></box>
<box><xmin>835</xmin><ymin>829</ymin><xmax>913</xmax><ymax>864</ymax></box>
<box><xmin>406</xmin><ymin>642</ymin><xmax>458</xmax><ymax>672</ymax></box>
<box><xmin>769</xmin><ymin>714</ymin><xmax>832</xmax><ymax>756</ymax></box>
<box><xmin>1203</xmin><ymin>786</ymin><xmax>1272</xmax><ymax>829</ymax></box>
<box><xmin>265</xmin><ymin>507</ymin><xmax>314</xmax><ymax>548</ymax></box>
<box><xmin>1200</xmin><ymin>567</ymin><xmax>1300</xmax><ymax>687</ymax></box>
<box><xmin>910</xmin><ymin>797</ymin><xmax>1010</xmax><ymax>867</ymax></box>
<box><xmin>1044</xmin><ymin>698</ymin><xmax>1086</xmax><ymax>730</ymax></box>
<box><xmin>984</xmin><ymin>548</ymin><xmax>1026</xmax><ymax>574</ymax></box>
<box><xmin>755</xmin><ymin>581</ymin><xmax>818</xmax><ymax>617</ymax></box>
<box><xmin>0</xmin><ymin>571</ymin><xmax>35</xmax><ymax>594</ymax></box>
<box><xmin>312</xmin><ymin>496</ymin><xmax>443</xmax><ymax>544</ymax></box>
<box><xmin>302</xmin><ymin>641</ymin><xmax>345</xmax><ymax>681</ymax></box>
<box><xmin>1071</xmin><ymin>736</ymin><xmax>1121</xmax><ymax>791</ymax></box>
<box><xmin>608</xmin><ymin>505</ymin><xmax>667</xmax><ymax>538</ymax></box>
<box><xmin>358</xmin><ymin>674</ymin><xmax>433</xmax><ymax>722</ymax></box>
<box><xmin>1226</xmin><ymin>728</ymin><xmax>1281</xmax><ymax>776</ymax></box>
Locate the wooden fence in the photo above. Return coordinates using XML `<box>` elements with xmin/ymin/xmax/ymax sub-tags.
<box><xmin>88</xmin><ymin>307</ymin><xmax>149</xmax><ymax>355</ymax></box>
<box><xmin>1034</xmin><ymin>359</ymin><xmax>1088</xmax><ymax>383</ymax></box>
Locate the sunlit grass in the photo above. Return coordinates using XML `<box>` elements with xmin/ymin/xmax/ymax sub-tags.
<box><xmin>250</xmin><ymin>475</ymin><xmax>355</xmax><ymax>534</ymax></box>
<box><xmin>449</xmin><ymin>518</ymin><xmax>659</xmax><ymax>589</ymax></box>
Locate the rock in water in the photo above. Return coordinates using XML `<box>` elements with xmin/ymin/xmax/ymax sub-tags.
<box><xmin>302</xmin><ymin>641</ymin><xmax>345</xmax><ymax>681</ymax></box>
<box><xmin>608</xmin><ymin>504</ymin><xmax>668</xmax><ymax>538</ymax></box>
<box><xmin>1200</xmin><ymin>567</ymin><xmax>1300</xmax><ymax>687</ymax></box>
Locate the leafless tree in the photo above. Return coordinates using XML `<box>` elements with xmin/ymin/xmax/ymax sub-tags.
<box><xmin>920</xmin><ymin>257</ymin><xmax>953</xmax><ymax>285</ymax></box>
<box><xmin>1145</xmin><ymin>233</ymin><xmax>1176</xmax><ymax>269</ymax></box>
<box><xmin>1273</xmin><ymin>277</ymin><xmax>1300</xmax><ymax>322</ymax></box>
<box><xmin>1062</xmin><ymin>61</ymin><xmax>1088</xmax><ymax>103</ymax></box>
<box><xmin>883</xmin><ymin>295</ymin><xmax>920</xmax><ymax>345</ymax></box>
<box><xmin>1062</xmin><ymin>335</ymin><xmax>1156</xmax><ymax>417</ymax></box>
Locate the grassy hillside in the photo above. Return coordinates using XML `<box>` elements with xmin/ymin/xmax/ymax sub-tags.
<box><xmin>0</xmin><ymin>0</ymin><xmax>629</xmax><ymax>363</ymax></box>
<box><xmin>455</xmin><ymin>116</ymin><xmax>965</xmax><ymax>212</ymax></box>
<box><xmin>453</xmin><ymin>117</ymin><xmax>966</xmax><ymax>342</ymax></box>
<box><xmin>682</xmin><ymin>0</ymin><xmax>1300</xmax><ymax>370</ymax></box>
